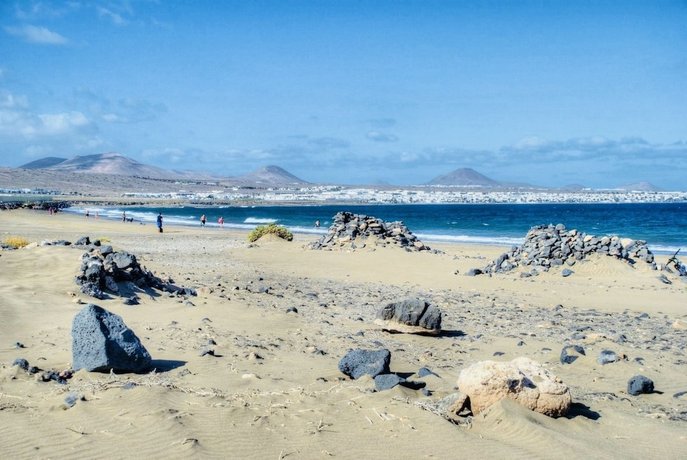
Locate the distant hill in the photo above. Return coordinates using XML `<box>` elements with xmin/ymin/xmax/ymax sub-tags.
<box><xmin>19</xmin><ymin>157</ymin><xmax>68</xmax><ymax>169</ymax></box>
<box><xmin>616</xmin><ymin>181</ymin><xmax>662</xmax><ymax>192</ymax></box>
<box><xmin>426</xmin><ymin>168</ymin><xmax>500</xmax><ymax>187</ymax></box>
<box><xmin>236</xmin><ymin>165</ymin><xmax>308</xmax><ymax>186</ymax></box>
<box><xmin>24</xmin><ymin>153</ymin><xmax>182</xmax><ymax>180</ymax></box>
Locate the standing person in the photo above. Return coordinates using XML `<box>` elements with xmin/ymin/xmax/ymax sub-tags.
<box><xmin>200</xmin><ymin>214</ymin><xmax>206</xmax><ymax>227</ymax></box>
<box><xmin>218</xmin><ymin>216</ymin><xmax>224</xmax><ymax>228</ymax></box>
<box><xmin>122</xmin><ymin>211</ymin><xmax>127</xmax><ymax>222</ymax></box>
<box><xmin>157</xmin><ymin>213</ymin><xmax>163</xmax><ymax>233</ymax></box>
<box><xmin>315</xmin><ymin>220</ymin><xmax>320</xmax><ymax>228</ymax></box>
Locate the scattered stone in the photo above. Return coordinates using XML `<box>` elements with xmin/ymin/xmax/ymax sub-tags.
<box><xmin>597</xmin><ymin>350</ymin><xmax>618</xmax><ymax>365</ymax></box>
<box><xmin>465</xmin><ymin>268</ymin><xmax>483</xmax><ymax>276</ymax></box>
<box><xmin>63</xmin><ymin>392</ymin><xmax>81</xmax><ymax>409</ymax></box>
<box><xmin>286</xmin><ymin>306</ymin><xmax>298</xmax><ymax>314</ymax></box>
<box><xmin>308</xmin><ymin>211</ymin><xmax>431</xmax><ymax>252</ymax></box>
<box><xmin>71</xmin><ymin>304</ymin><xmax>152</xmax><ymax>373</ymax></box>
<box><xmin>14</xmin><ymin>342</ymin><xmax>25</xmax><ymax>349</ymax></box>
<box><xmin>628</xmin><ymin>375</ymin><xmax>655</xmax><ymax>396</ymax></box>
<box><xmin>12</xmin><ymin>358</ymin><xmax>29</xmax><ymax>371</ymax></box>
<box><xmin>672</xmin><ymin>319</ymin><xmax>687</xmax><ymax>330</ymax></box>
<box><xmin>417</xmin><ymin>367</ymin><xmax>439</xmax><ymax>378</ymax></box>
<box><xmin>561</xmin><ymin>268</ymin><xmax>574</xmax><ymax>277</ymax></box>
<box><xmin>560</xmin><ymin>345</ymin><xmax>585</xmax><ymax>364</ymax></box>
<box><xmin>374</xmin><ymin>373</ymin><xmax>405</xmax><ymax>391</ymax></box>
<box><xmin>456</xmin><ymin>357</ymin><xmax>572</xmax><ymax>417</ymax></box>
<box><xmin>75</xmin><ymin>236</ymin><xmax>91</xmax><ymax>246</ymax></box>
<box><xmin>375</xmin><ymin>298</ymin><xmax>442</xmax><ymax>334</ymax></box>
<box><xmin>426</xmin><ymin>392</ymin><xmax>471</xmax><ymax>422</ymax></box>
<box><xmin>338</xmin><ymin>348</ymin><xmax>391</xmax><ymax>379</ymax></box>
<box><xmin>658</xmin><ymin>274</ymin><xmax>672</xmax><ymax>285</ymax></box>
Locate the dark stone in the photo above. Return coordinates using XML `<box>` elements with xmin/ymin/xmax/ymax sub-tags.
<box><xmin>658</xmin><ymin>274</ymin><xmax>672</xmax><ymax>285</ymax></box>
<box><xmin>465</xmin><ymin>268</ymin><xmax>483</xmax><ymax>276</ymax></box>
<box><xmin>374</xmin><ymin>373</ymin><xmax>404</xmax><ymax>391</ymax></box>
<box><xmin>123</xmin><ymin>296</ymin><xmax>139</xmax><ymax>306</ymax></box>
<box><xmin>597</xmin><ymin>349</ymin><xmax>618</xmax><ymax>365</ymax></box>
<box><xmin>71</xmin><ymin>304</ymin><xmax>152</xmax><ymax>373</ymax></box>
<box><xmin>417</xmin><ymin>367</ymin><xmax>439</xmax><ymax>378</ymax></box>
<box><xmin>338</xmin><ymin>348</ymin><xmax>391</xmax><ymax>379</ymax></box>
<box><xmin>12</xmin><ymin>358</ymin><xmax>29</xmax><ymax>370</ymax></box>
<box><xmin>109</xmin><ymin>252</ymin><xmax>136</xmax><ymax>270</ymax></box>
<box><xmin>628</xmin><ymin>375</ymin><xmax>654</xmax><ymax>396</ymax></box>
<box><xmin>286</xmin><ymin>306</ymin><xmax>298</xmax><ymax>314</ymax></box>
<box><xmin>377</xmin><ymin>298</ymin><xmax>442</xmax><ymax>331</ymax></box>
<box><xmin>75</xmin><ymin>236</ymin><xmax>91</xmax><ymax>246</ymax></box>
<box><xmin>100</xmin><ymin>245</ymin><xmax>113</xmax><ymax>256</ymax></box>
<box><xmin>560</xmin><ymin>344</ymin><xmax>586</xmax><ymax>364</ymax></box>
<box><xmin>561</xmin><ymin>268</ymin><xmax>574</xmax><ymax>277</ymax></box>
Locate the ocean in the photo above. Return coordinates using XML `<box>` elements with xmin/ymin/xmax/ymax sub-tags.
<box><xmin>66</xmin><ymin>203</ymin><xmax>687</xmax><ymax>254</ymax></box>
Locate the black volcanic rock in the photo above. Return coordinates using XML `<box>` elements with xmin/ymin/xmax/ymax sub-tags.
<box><xmin>426</xmin><ymin>168</ymin><xmax>500</xmax><ymax>187</ymax></box>
<box><xmin>19</xmin><ymin>157</ymin><xmax>67</xmax><ymax>169</ymax></box>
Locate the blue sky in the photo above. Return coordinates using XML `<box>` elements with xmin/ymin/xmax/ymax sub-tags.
<box><xmin>1</xmin><ymin>1</ymin><xmax>686</xmax><ymax>188</ymax></box>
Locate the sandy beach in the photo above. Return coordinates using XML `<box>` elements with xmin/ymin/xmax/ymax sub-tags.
<box><xmin>1</xmin><ymin>208</ymin><xmax>686</xmax><ymax>459</ymax></box>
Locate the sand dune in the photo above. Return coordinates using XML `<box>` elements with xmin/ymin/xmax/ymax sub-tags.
<box><xmin>1</xmin><ymin>209</ymin><xmax>686</xmax><ymax>458</ymax></box>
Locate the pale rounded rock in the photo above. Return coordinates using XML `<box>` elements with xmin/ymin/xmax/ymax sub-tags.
<box><xmin>456</xmin><ymin>357</ymin><xmax>572</xmax><ymax>417</ymax></box>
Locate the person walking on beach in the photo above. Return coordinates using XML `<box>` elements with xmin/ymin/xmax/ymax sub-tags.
<box><xmin>218</xmin><ymin>216</ymin><xmax>224</xmax><ymax>228</ymax></box>
<box><xmin>157</xmin><ymin>213</ymin><xmax>163</xmax><ymax>233</ymax></box>
<box><xmin>122</xmin><ymin>211</ymin><xmax>127</xmax><ymax>222</ymax></box>
<box><xmin>200</xmin><ymin>214</ymin><xmax>206</xmax><ymax>227</ymax></box>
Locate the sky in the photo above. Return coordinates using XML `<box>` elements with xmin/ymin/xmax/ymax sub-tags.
<box><xmin>0</xmin><ymin>0</ymin><xmax>686</xmax><ymax>189</ymax></box>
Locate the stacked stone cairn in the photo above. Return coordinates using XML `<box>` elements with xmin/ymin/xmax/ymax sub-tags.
<box><xmin>482</xmin><ymin>224</ymin><xmax>656</xmax><ymax>275</ymax></box>
<box><xmin>74</xmin><ymin>236</ymin><xmax>196</xmax><ymax>300</ymax></box>
<box><xmin>308</xmin><ymin>211</ymin><xmax>431</xmax><ymax>252</ymax></box>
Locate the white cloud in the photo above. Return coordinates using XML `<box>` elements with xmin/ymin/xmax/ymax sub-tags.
<box><xmin>367</xmin><ymin>131</ymin><xmax>398</xmax><ymax>142</ymax></box>
<box><xmin>4</xmin><ymin>24</ymin><xmax>68</xmax><ymax>45</ymax></box>
<box><xmin>97</xmin><ymin>6</ymin><xmax>128</xmax><ymax>26</ymax></box>
<box><xmin>38</xmin><ymin>111</ymin><xmax>89</xmax><ymax>135</ymax></box>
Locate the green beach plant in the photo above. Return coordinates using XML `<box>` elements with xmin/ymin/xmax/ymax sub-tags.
<box><xmin>247</xmin><ymin>224</ymin><xmax>293</xmax><ymax>243</ymax></box>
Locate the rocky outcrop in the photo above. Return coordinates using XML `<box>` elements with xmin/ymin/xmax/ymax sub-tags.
<box><xmin>482</xmin><ymin>224</ymin><xmax>656</xmax><ymax>274</ymax></box>
<box><xmin>375</xmin><ymin>298</ymin><xmax>442</xmax><ymax>334</ymax></box>
<box><xmin>74</xmin><ymin>238</ymin><xmax>196</xmax><ymax>299</ymax></box>
<box><xmin>308</xmin><ymin>212</ymin><xmax>431</xmax><ymax>252</ymax></box>
<box><xmin>456</xmin><ymin>357</ymin><xmax>572</xmax><ymax>417</ymax></box>
<box><xmin>338</xmin><ymin>348</ymin><xmax>391</xmax><ymax>379</ymax></box>
<box><xmin>71</xmin><ymin>304</ymin><xmax>152</xmax><ymax>373</ymax></box>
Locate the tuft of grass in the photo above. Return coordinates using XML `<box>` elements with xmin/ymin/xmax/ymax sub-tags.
<box><xmin>247</xmin><ymin>224</ymin><xmax>293</xmax><ymax>243</ymax></box>
<box><xmin>3</xmin><ymin>236</ymin><xmax>30</xmax><ymax>249</ymax></box>
<box><xmin>98</xmin><ymin>237</ymin><xmax>112</xmax><ymax>243</ymax></box>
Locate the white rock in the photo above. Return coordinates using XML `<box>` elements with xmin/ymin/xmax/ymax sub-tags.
<box><xmin>457</xmin><ymin>357</ymin><xmax>571</xmax><ymax>417</ymax></box>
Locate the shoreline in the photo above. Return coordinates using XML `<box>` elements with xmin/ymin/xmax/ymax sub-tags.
<box><xmin>1</xmin><ymin>207</ymin><xmax>686</xmax><ymax>458</ymax></box>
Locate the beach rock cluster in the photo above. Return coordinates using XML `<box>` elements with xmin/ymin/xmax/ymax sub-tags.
<box><xmin>482</xmin><ymin>224</ymin><xmax>656</xmax><ymax>274</ymax></box>
<box><xmin>0</xmin><ymin>200</ymin><xmax>71</xmax><ymax>211</ymax></box>
<box><xmin>72</xmin><ymin>304</ymin><xmax>152</xmax><ymax>373</ymax></box>
<box><xmin>74</xmin><ymin>236</ymin><xmax>196</xmax><ymax>300</ymax></box>
<box><xmin>456</xmin><ymin>357</ymin><xmax>572</xmax><ymax>417</ymax></box>
<box><xmin>308</xmin><ymin>212</ymin><xmax>431</xmax><ymax>251</ymax></box>
<box><xmin>375</xmin><ymin>298</ymin><xmax>442</xmax><ymax>334</ymax></box>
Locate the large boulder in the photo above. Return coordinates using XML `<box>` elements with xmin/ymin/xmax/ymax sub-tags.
<box><xmin>456</xmin><ymin>357</ymin><xmax>571</xmax><ymax>417</ymax></box>
<box><xmin>375</xmin><ymin>298</ymin><xmax>442</xmax><ymax>334</ymax></box>
<box><xmin>338</xmin><ymin>348</ymin><xmax>391</xmax><ymax>379</ymax></box>
<box><xmin>72</xmin><ymin>304</ymin><xmax>152</xmax><ymax>373</ymax></box>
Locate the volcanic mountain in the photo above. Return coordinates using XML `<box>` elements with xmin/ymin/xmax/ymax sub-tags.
<box><xmin>236</xmin><ymin>165</ymin><xmax>308</xmax><ymax>185</ymax></box>
<box><xmin>21</xmin><ymin>153</ymin><xmax>179</xmax><ymax>180</ymax></box>
<box><xmin>426</xmin><ymin>168</ymin><xmax>500</xmax><ymax>187</ymax></box>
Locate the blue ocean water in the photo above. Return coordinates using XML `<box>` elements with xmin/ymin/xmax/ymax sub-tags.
<box><xmin>68</xmin><ymin>203</ymin><xmax>687</xmax><ymax>254</ymax></box>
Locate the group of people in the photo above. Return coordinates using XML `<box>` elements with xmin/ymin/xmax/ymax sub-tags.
<box><xmin>199</xmin><ymin>214</ymin><xmax>225</xmax><ymax>227</ymax></box>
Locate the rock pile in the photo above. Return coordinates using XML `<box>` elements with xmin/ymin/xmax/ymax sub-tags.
<box><xmin>74</xmin><ymin>236</ymin><xmax>196</xmax><ymax>300</ymax></box>
<box><xmin>482</xmin><ymin>224</ymin><xmax>656</xmax><ymax>274</ymax></box>
<box><xmin>308</xmin><ymin>212</ymin><xmax>431</xmax><ymax>251</ymax></box>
